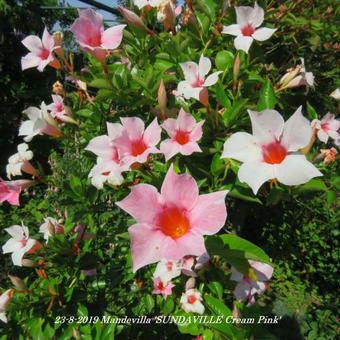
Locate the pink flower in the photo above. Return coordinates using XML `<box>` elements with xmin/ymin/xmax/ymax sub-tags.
<box><xmin>113</xmin><ymin>117</ymin><xmax>161</xmax><ymax>167</ymax></box>
<box><xmin>116</xmin><ymin>165</ymin><xmax>228</xmax><ymax>272</ymax></box>
<box><xmin>312</xmin><ymin>113</ymin><xmax>340</xmax><ymax>145</ymax></box>
<box><xmin>175</xmin><ymin>55</ymin><xmax>222</xmax><ymax>103</ymax></box>
<box><xmin>160</xmin><ymin>109</ymin><xmax>204</xmax><ymax>161</ymax></box>
<box><xmin>0</xmin><ymin>179</ymin><xmax>33</xmax><ymax>206</ymax></box>
<box><xmin>0</xmin><ymin>289</ymin><xmax>12</xmax><ymax>323</ymax></box>
<box><xmin>46</xmin><ymin>95</ymin><xmax>77</xmax><ymax>124</ymax></box>
<box><xmin>222</xmin><ymin>2</ymin><xmax>276</xmax><ymax>54</ymax></box>
<box><xmin>230</xmin><ymin>260</ymin><xmax>273</xmax><ymax>304</ymax></box>
<box><xmin>152</xmin><ymin>277</ymin><xmax>175</xmax><ymax>298</ymax></box>
<box><xmin>153</xmin><ymin>259</ymin><xmax>181</xmax><ymax>282</ymax></box>
<box><xmin>180</xmin><ymin>288</ymin><xmax>204</xmax><ymax>314</ymax></box>
<box><xmin>39</xmin><ymin>217</ymin><xmax>64</xmax><ymax>242</ymax></box>
<box><xmin>320</xmin><ymin>147</ymin><xmax>338</xmax><ymax>164</ymax></box>
<box><xmin>70</xmin><ymin>9</ymin><xmax>126</xmax><ymax>62</ymax></box>
<box><xmin>21</xmin><ymin>27</ymin><xmax>59</xmax><ymax>72</ymax></box>
<box><xmin>86</xmin><ymin>122</ymin><xmax>129</xmax><ymax>189</ymax></box>
<box><xmin>222</xmin><ymin>107</ymin><xmax>323</xmax><ymax>194</ymax></box>
<box><xmin>2</xmin><ymin>224</ymin><xmax>36</xmax><ymax>266</ymax></box>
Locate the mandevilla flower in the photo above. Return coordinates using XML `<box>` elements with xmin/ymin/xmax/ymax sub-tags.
<box><xmin>222</xmin><ymin>2</ymin><xmax>276</xmax><ymax>54</ymax></box>
<box><xmin>0</xmin><ymin>289</ymin><xmax>12</xmax><ymax>323</ymax></box>
<box><xmin>19</xmin><ymin>104</ymin><xmax>62</xmax><ymax>142</ymax></box>
<box><xmin>70</xmin><ymin>9</ymin><xmax>126</xmax><ymax>62</ymax></box>
<box><xmin>39</xmin><ymin>217</ymin><xmax>64</xmax><ymax>242</ymax></box>
<box><xmin>134</xmin><ymin>0</ymin><xmax>162</xmax><ymax>9</ymax></box>
<box><xmin>6</xmin><ymin>143</ymin><xmax>36</xmax><ymax>179</ymax></box>
<box><xmin>180</xmin><ymin>288</ymin><xmax>205</xmax><ymax>314</ymax></box>
<box><xmin>116</xmin><ymin>165</ymin><xmax>228</xmax><ymax>272</ymax></box>
<box><xmin>330</xmin><ymin>88</ymin><xmax>340</xmax><ymax>100</ymax></box>
<box><xmin>157</xmin><ymin>0</ymin><xmax>182</xmax><ymax>31</ymax></box>
<box><xmin>320</xmin><ymin>148</ymin><xmax>337</xmax><ymax>164</ymax></box>
<box><xmin>114</xmin><ymin>117</ymin><xmax>161</xmax><ymax>167</ymax></box>
<box><xmin>152</xmin><ymin>277</ymin><xmax>175</xmax><ymax>298</ymax></box>
<box><xmin>160</xmin><ymin>109</ymin><xmax>205</xmax><ymax>161</ymax></box>
<box><xmin>2</xmin><ymin>224</ymin><xmax>37</xmax><ymax>266</ymax></box>
<box><xmin>85</xmin><ymin>122</ymin><xmax>129</xmax><ymax>189</ymax></box>
<box><xmin>46</xmin><ymin>95</ymin><xmax>77</xmax><ymax>124</ymax></box>
<box><xmin>0</xmin><ymin>178</ymin><xmax>33</xmax><ymax>206</ymax></box>
<box><xmin>312</xmin><ymin>113</ymin><xmax>340</xmax><ymax>145</ymax></box>
<box><xmin>222</xmin><ymin>107</ymin><xmax>323</xmax><ymax>194</ymax></box>
<box><xmin>230</xmin><ymin>260</ymin><xmax>273</xmax><ymax>304</ymax></box>
<box><xmin>21</xmin><ymin>27</ymin><xmax>59</xmax><ymax>72</ymax></box>
<box><xmin>175</xmin><ymin>55</ymin><xmax>222</xmax><ymax>105</ymax></box>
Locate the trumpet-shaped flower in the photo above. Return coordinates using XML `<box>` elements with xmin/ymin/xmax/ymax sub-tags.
<box><xmin>46</xmin><ymin>95</ymin><xmax>76</xmax><ymax>124</ymax></box>
<box><xmin>152</xmin><ymin>277</ymin><xmax>175</xmax><ymax>298</ymax></box>
<box><xmin>180</xmin><ymin>288</ymin><xmax>205</xmax><ymax>314</ymax></box>
<box><xmin>85</xmin><ymin>122</ymin><xmax>128</xmax><ymax>189</ymax></box>
<box><xmin>71</xmin><ymin>9</ymin><xmax>126</xmax><ymax>62</ymax></box>
<box><xmin>0</xmin><ymin>179</ymin><xmax>33</xmax><ymax>206</ymax></box>
<box><xmin>116</xmin><ymin>165</ymin><xmax>228</xmax><ymax>272</ymax></box>
<box><xmin>39</xmin><ymin>217</ymin><xmax>64</xmax><ymax>242</ymax></box>
<box><xmin>160</xmin><ymin>109</ymin><xmax>204</xmax><ymax>161</ymax></box>
<box><xmin>6</xmin><ymin>143</ymin><xmax>36</xmax><ymax>179</ymax></box>
<box><xmin>113</xmin><ymin>117</ymin><xmax>161</xmax><ymax>167</ymax></box>
<box><xmin>222</xmin><ymin>107</ymin><xmax>323</xmax><ymax>194</ymax></box>
<box><xmin>0</xmin><ymin>290</ymin><xmax>12</xmax><ymax>323</ymax></box>
<box><xmin>2</xmin><ymin>224</ymin><xmax>36</xmax><ymax>266</ymax></box>
<box><xmin>21</xmin><ymin>28</ymin><xmax>58</xmax><ymax>72</ymax></box>
<box><xmin>312</xmin><ymin>113</ymin><xmax>340</xmax><ymax>145</ymax></box>
<box><xmin>230</xmin><ymin>260</ymin><xmax>273</xmax><ymax>304</ymax></box>
<box><xmin>175</xmin><ymin>55</ymin><xmax>222</xmax><ymax>103</ymax></box>
<box><xmin>222</xmin><ymin>2</ymin><xmax>276</xmax><ymax>54</ymax></box>
<box><xmin>19</xmin><ymin>104</ymin><xmax>62</xmax><ymax>142</ymax></box>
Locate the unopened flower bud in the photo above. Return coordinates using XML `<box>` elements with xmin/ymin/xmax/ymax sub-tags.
<box><xmin>320</xmin><ymin>147</ymin><xmax>338</xmax><ymax>164</ymax></box>
<box><xmin>8</xmin><ymin>275</ymin><xmax>26</xmax><ymax>290</ymax></box>
<box><xmin>21</xmin><ymin>259</ymin><xmax>37</xmax><ymax>267</ymax></box>
<box><xmin>52</xmin><ymin>81</ymin><xmax>64</xmax><ymax>95</ymax></box>
<box><xmin>185</xmin><ymin>277</ymin><xmax>196</xmax><ymax>291</ymax></box>
<box><xmin>53</xmin><ymin>31</ymin><xmax>63</xmax><ymax>47</ymax></box>
<box><xmin>158</xmin><ymin>79</ymin><xmax>167</xmax><ymax>117</ymax></box>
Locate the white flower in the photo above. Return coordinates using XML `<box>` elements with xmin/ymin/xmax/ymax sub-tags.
<box><xmin>312</xmin><ymin>113</ymin><xmax>340</xmax><ymax>145</ymax></box>
<box><xmin>134</xmin><ymin>0</ymin><xmax>162</xmax><ymax>9</ymax></box>
<box><xmin>222</xmin><ymin>2</ymin><xmax>276</xmax><ymax>54</ymax></box>
<box><xmin>222</xmin><ymin>107</ymin><xmax>323</xmax><ymax>194</ymax></box>
<box><xmin>6</xmin><ymin>143</ymin><xmax>33</xmax><ymax>178</ymax></box>
<box><xmin>180</xmin><ymin>289</ymin><xmax>205</xmax><ymax>314</ymax></box>
<box><xmin>0</xmin><ymin>289</ymin><xmax>12</xmax><ymax>323</ymax></box>
<box><xmin>153</xmin><ymin>259</ymin><xmax>182</xmax><ymax>282</ymax></box>
<box><xmin>39</xmin><ymin>217</ymin><xmax>64</xmax><ymax>242</ymax></box>
<box><xmin>2</xmin><ymin>224</ymin><xmax>36</xmax><ymax>266</ymax></box>
<box><xmin>175</xmin><ymin>55</ymin><xmax>222</xmax><ymax>102</ymax></box>
<box><xmin>330</xmin><ymin>88</ymin><xmax>340</xmax><ymax>100</ymax></box>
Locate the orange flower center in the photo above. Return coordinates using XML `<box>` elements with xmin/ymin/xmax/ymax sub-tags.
<box><xmin>159</xmin><ymin>207</ymin><xmax>190</xmax><ymax>239</ymax></box>
<box><xmin>187</xmin><ymin>294</ymin><xmax>197</xmax><ymax>304</ymax></box>
<box><xmin>175</xmin><ymin>130</ymin><xmax>190</xmax><ymax>145</ymax></box>
<box><xmin>131</xmin><ymin>139</ymin><xmax>147</xmax><ymax>156</ymax></box>
<box><xmin>241</xmin><ymin>24</ymin><xmax>255</xmax><ymax>37</ymax></box>
<box><xmin>262</xmin><ymin>141</ymin><xmax>287</xmax><ymax>164</ymax></box>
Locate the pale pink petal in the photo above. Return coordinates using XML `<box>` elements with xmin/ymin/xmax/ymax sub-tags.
<box><xmin>281</xmin><ymin>106</ymin><xmax>312</xmax><ymax>151</ymax></box>
<box><xmin>238</xmin><ymin>161</ymin><xmax>274</xmax><ymax>194</ymax></box>
<box><xmin>317</xmin><ymin>130</ymin><xmax>329</xmax><ymax>143</ymax></box>
<box><xmin>189</xmin><ymin>191</ymin><xmax>227</xmax><ymax>235</ymax></box>
<box><xmin>182</xmin><ymin>85</ymin><xmax>202</xmax><ymax>101</ymax></box>
<box><xmin>4</xmin><ymin>191</ymin><xmax>20</xmax><ymax>206</ymax></box>
<box><xmin>203</xmin><ymin>71</ymin><xmax>222</xmax><ymax>87</ymax></box>
<box><xmin>106</xmin><ymin>122</ymin><xmax>124</xmax><ymax>139</ymax></box>
<box><xmin>162</xmin><ymin>119</ymin><xmax>177</xmax><ymax>139</ymax></box>
<box><xmin>252</xmin><ymin>27</ymin><xmax>276</xmax><ymax>41</ymax></box>
<box><xmin>249</xmin><ymin>2</ymin><xmax>265</xmax><ymax>27</ymax></box>
<box><xmin>230</xmin><ymin>267</ymin><xmax>244</xmax><ymax>282</ymax></box>
<box><xmin>249</xmin><ymin>261</ymin><xmax>273</xmax><ymax>281</ymax></box>
<box><xmin>2</xmin><ymin>239</ymin><xmax>21</xmax><ymax>254</ymax></box>
<box><xmin>4</xmin><ymin>225</ymin><xmax>26</xmax><ymax>239</ymax></box>
<box><xmin>189</xmin><ymin>120</ymin><xmax>205</xmax><ymax>142</ymax></box>
<box><xmin>143</xmin><ymin>118</ymin><xmax>161</xmax><ymax>146</ymax></box>
<box><xmin>234</xmin><ymin>35</ymin><xmax>253</xmax><ymax>53</ymax></box>
<box><xmin>198</xmin><ymin>55</ymin><xmax>211</xmax><ymax>79</ymax></box>
<box><xmin>234</xmin><ymin>281</ymin><xmax>251</xmax><ymax>301</ymax></box>
<box><xmin>275</xmin><ymin>154</ymin><xmax>322</xmax><ymax>186</ymax></box>
<box><xmin>222</xmin><ymin>132</ymin><xmax>262</xmax><ymax>162</ymax></box>
<box><xmin>85</xmin><ymin>135</ymin><xmax>113</xmax><ymax>159</ymax></box>
<box><xmin>116</xmin><ymin>184</ymin><xmax>162</xmax><ymax>224</ymax></box>
<box><xmin>42</xmin><ymin>27</ymin><xmax>55</xmax><ymax>50</ymax></box>
<box><xmin>235</xmin><ymin>6</ymin><xmax>254</xmax><ymax>26</ymax></box>
<box><xmin>21</xmin><ymin>35</ymin><xmax>43</xmax><ymax>54</ymax></box>
<box><xmin>180</xmin><ymin>61</ymin><xmax>198</xmax><ymax>83</ymax></box>
<box><xmin>101</xmin><ymin>24</ymin><xmax>126</xmax><ymax>49</ymax></box>
<box><xmin>179</xmin><ymin>142</ymin><xmax>202</xmax><ymax>155</ymax></box>
<box><xmin>222</xmin><ymin>24</ymin><xmax>242</xmax><ymax>36</ymax></box>
<box><xmin>248</xmin><ymin>109</ymin><xmax>285</xmax><ymax>144</ymax></box>
<box><xmin>21</xmin><ymin>53</ymin><xmax>41</xmax><ymax>70</ymax></box>
<box><xmin>129</xmin><ymin>223</ymin><xmax>168</xmax><ymax>272</ymax></box>
<box><xmin>120</xmin><ymin>117</ymin><xmax>145</xmax><ymax>141</ymax></box>
<box><xmin>37</xmin><ymin>58</ymin><xmax>52</xmax><ymax>72</ymax></box>
<box><xmin>160</xmin><ymin>139</ymin><xmax>181</xmax><ymax>161</ymax></box>
<box><xmin>177</xmin><ymin>108</ymin><xmax>196</xmax><ymax>131</ymax></box>
<box><xmin>161</xmin><ymin>165</ymin><xmax>199</xmax><ymax>210</ymax></box>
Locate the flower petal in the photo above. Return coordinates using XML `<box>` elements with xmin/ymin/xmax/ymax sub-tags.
<box><xmin>42</xmin><ymin>27</ymin><xmax>55</xmax><ymax>50</ymax></box>
<box><xmin>189</xmin><ymin>120</ymin><xmax>205</xmax><ymax>142</ymax></box>
<box><xmin>4</xmin><ymin>225</ymin><xmax>26</xmax><ymax>239</ymax></box>
<box><xmin>106</xmin><ymin>122</ymin><xmax>124</xmax><ymax>140</ymax></box>
<box><xmin>143</xmin><ymin>117</ymin><xmax>161</xmax><ymax>146</ymax></box>
<box><xmin>234</xmin><ymin>35</ymin><xmax>253</xmax><ymax>53</ymax></box>
<box><xmin>179</xmin><ymin>142</ymin><xmax>202</xmax><ymax>156</ymax></box>
<box><xmin>21</xmin><ymin>35</ymin><xmax>42</xmax><ymax>54</ymax></box>
<box><xmin>180</xmin><ymin>61</ymin><xmax>198</xmax><ymax>83</ymax></box>
<box><xmin>252</xmin><ymin>27</ymin><xmax>276</xmax><ymax>41</ymax></box>
<box><xmin>249</xmin><ymin>2</ymin><xmax>265</xmax><ymax>27</ymax></box>
<box><xmin>21</xmin><ymin>53</ymin><xmax>41</xmax><ymax>70</ymax></box>
<box><xmin>162</xmin><ymin>118</ymin><xmax>177</xmax><ymax>139</ymax></box>
<box><xmin>85</xmin><ymin>135</ymin><xmax>113</xmax><ymax>158</ymax></box>
<box><xmin>275</xmin><ymin>154</ymin><xmax>322</xmax><ymax>186</ymax></box>
<box><xmin>222</xmin><ymin>24</ymin><xmax>242</xmax><ymax>36</ymax></box>
<box><xmin>249</xmin><ymin>260</ymin><xmax>273</xmax><ymax>281</ymax></box>
<box><xmin>222</xmin><ymin>132</ymin><xmax>262</xmax><ymax>162</ymax></box>
<box><xmin>198</xmin><ymin>55</ymin><xmax>211</xmax><ymax>79</ymax></box>
<box><xmin>177</xmin><ymin>108</ymin><xmax>196</xmax><ymax>131</ymax></box>
<box><xmin>101</xmin><ymin>24</ymin><xmax>126</xmax><ymax>49</ymax></box>
<box><xmin>189</xmin><ymin>190</ymin><xmax>228</xmax><ymax>235</ymax></box>
<box><xmin>238</xmin><ymin>161</ymin><xmax>274</xmax><ymax>194</ymax></box>
<box><xmin>120</xmin><ymin>117</ymin><xmax>145</xmax><ymax>141</ymax></box>
<box><xmin>160</xmin><ymin>139</ymin><xmax>180</xmax><ymax>161</ymax></box>
<box><xmin>2</xmin><ymin>239</ymin><xmax>21</xmax><ymax>254</ymax></box>
<box><xmin>235</xmin><ymin>6</ymin><xmax>255</xmax><ymax>26</ymax></box>
<box><xmin>203</xmin><ymin>71</ymin><xmax>222</xmax><ymax>87</ymax></box>
<box><xmin>281</xmin><ymin>106</ymin><xmax>312</xmax><ymax>151</ymax></box>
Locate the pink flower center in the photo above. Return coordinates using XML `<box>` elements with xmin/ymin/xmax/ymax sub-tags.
<box><xmin>187</xmin><ymin>294</ymin><xmax>197</xmax><ymax>304</ymax></box>
<box><xmin>191</xmin><ymin>76</ymin><xmax>205</xmax><ymax>88</ymax></box>
<box><xmin>84</xmin><ymin>34</ymin><xmax>102</xmax><ymax>47</ymax></box>
<box><xmin>166</xmin><ymin>261</ymin><xmax>173</xmax><ymax>271</ymax></box>
<box><xmin>262</xmin><ymin>141</ymin><xmax>287</xmax><ymax>164</ymax></box>
<box><xmin>131</xmin><ymin>139</ymin><xmax>148</xmax><ymax>157</ymax></box>
<box><xmin>20</xmin><ymin>239</ymin><xmax>27</xmax><ymax>248</ymax></box>
<box><xmin>159</xmin><ymin>207</ymin><xmax>190</xmax><ymax>239</ymax></box>
<box><xmin>39</xmin><ymin>48</ymin><xmax>50</xmax><ymax>60</ymax></box>
<box><xmin>321</xmin><ymin>122</ymin><xmax>330</xmax><ymax>132</ymax></box>
<box><xmin>175</xmin><ymin>130</ymin><xmax>190</xmax><ymax>145</ymax></box>
<box><xmin>112</xmin><ymin>147</ymin><xmax>120</xmax><ymax>163</ymax></box>
<box><xmin>55</xmin><ymin>103</ymin><xmax>64</xmax><ymax>113</ymax></box>
<box><xmin>241</xmin><ymin>24</ymin><xmax>255</xmax><ymax>37</ymax></box>
<box><xmin>157</xmin><ymin>281</ymin><xmax>165</xmax><ymax>291</ymax></box>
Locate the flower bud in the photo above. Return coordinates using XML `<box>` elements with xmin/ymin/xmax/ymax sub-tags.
<box><xmin>52</xmin><ymin>81</ymin><xmax>64</xmax><ymax>95</ymax></box>
<box><xmin>185</xmin><ymin>277</ymin><xmax>196</xmax><ymax>291</ymax></box>
<box><xmin>8</xmin><ymin>275</ymin><xmax>26</xmax><ymax>290</ymax></box>
<box><xmin>21</xmin><ymin>259</ymin><xmax>37</xmax><ymax>267</ymax></box>
<box><xmin>158</xmin><ymin>79</ymin><xmax>167</xmax><ymax>117</ymax></box>
<box><xmin>53</xmin><ymin>31</ymin><xmax>63</xmax><ymax>47</ymax></box>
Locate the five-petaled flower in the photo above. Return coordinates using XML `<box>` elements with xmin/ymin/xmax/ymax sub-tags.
<box><xmin>312</xmin><ymin>113</ymin><xmax>340</xmax><ymax>145</ymax></box>
<box><xmin>180</xmin><ymin>288</ymin><xmax>205</xmax><ymax>314</ymax></box>
<box><xmin>230</xmin><ymin>260</ymin><xmax>273</xmax><ymax>304</ymax></box>
<box><xmin>0</xmin><ymin>179</ymin><xmax>33</xmax><ymax>206</ymax></box>
<box><xmin>222</xmin><ymin>2</ymin><xmax>276</xmax><ymax>54</ymax></box>
<box><xmin>2</xmin><ymin>224</ymin><xmax>37</xmax><ymax>266</ymax></box>
<box><xmin>116</xmin><ymin>165</ymin><xmax>228</xmax><ymax>272</ymax></box>
<box><xmin>21</xmin><ymin>27</ymin><xmax>59</xmax><ymax>72</ymax></box>
<box><xmin>39</xmin><ymin>217</ymin><xmax>64</xmax><ymax>243</ymax></box>
<box><xmin>152</xmin><ymin>277</ymin><xmax>175</xmax><ymax>298</ymax></box>
<box><xmin>222</xmin><ymin>107</ymin><xmax>323</xmax><ymax>194</ymax></box>
<box><xmin>160</xmin><ymin>109</ymin><xmax>205</xmax><ymax>161</ymax></box>
<box><xmin>175</xmin><ymin>55</ymin><xmax>222</xmax><ymax>105</ymax></box>
<box><xmin>71</xmin><ymin>9</ymin><xmax>126</xmax><ymax>62</ymax></box>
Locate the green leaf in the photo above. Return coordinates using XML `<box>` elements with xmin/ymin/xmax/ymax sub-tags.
<box><xmin>306</xmin><ymin>101</ymin><xmax>318</xmax><ymax>120</ymax></box>
<box><xmin>207</xmin><ymin>281</ymin><xmax>223</xmax><ymax>299</ymax></box>
<box><xmin>205</xmin><ymin>295</ymin><xmax>232</xmax><ymax>316</ymax></box>
<box><xmin>215</xmin><ymin>51</ymin><xmax>234</xmax><ymax>71</ymax></box>
<box><xmin>222</xmin><ymin>98</ymin><xmax>248</xmax><ymax>125</ymax></box>
<box><xmin>89</xmin><ymin>79</ymin><xmax>112</xmax><ymax>89</ymax></box>
<box><xmin>210</xmin><ymin>153</ymin><xmax>225</xmax><ymax>177</ymax></box>
<box><xmin>215</xmin><ymin>82</ymin><xmax>231</xmax><ymax>109</ymax></box>
<box><xmin>297</xmin><ymin>179</ymin><xmax>327</xmax><ymax>193</ymax></box>
<box><xmin>256</xmin><ymin>80</ymin><xmax>277</xmax><ymax>110</ymax></box>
